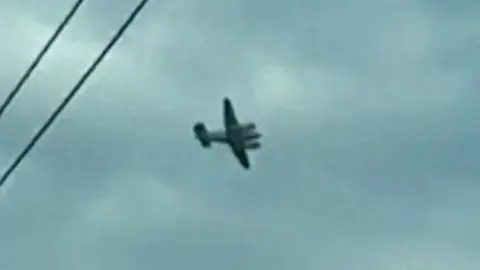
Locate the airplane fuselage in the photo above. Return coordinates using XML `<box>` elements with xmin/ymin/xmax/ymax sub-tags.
<box><xmin>202</xmin><ymin>126</ymin><xmax>247</xmax><ymax>149</ymax></box>
<box><xmin>194</xmin><ymin>124</ymin><xmax>261</xmax><ymax>149</ymax></box>
<box><xmin>226</xmin><ymin>126</ymin><xmax>245</xmax><ymax>152</ymax></box>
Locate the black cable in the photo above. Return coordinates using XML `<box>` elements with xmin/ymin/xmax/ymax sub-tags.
<box><xmin>0</xmin><ymin>0</ymin><xmax>149</xmax><ymax>187</ymax></box>
<box><xmin>0</xmin><ymin>0</ymin><xmax>86</xmax><ymax>119</ymax></box>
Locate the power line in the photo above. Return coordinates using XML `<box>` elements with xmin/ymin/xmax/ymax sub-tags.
<box><xmin>0</xmin><ymin>0</ymin><xmax>86</xmax><ymax>120</ymax></box>
<box><xmin>0</xmin><ymin>0</ymin><xmax>150</xmax><ymax>188</ymax></box>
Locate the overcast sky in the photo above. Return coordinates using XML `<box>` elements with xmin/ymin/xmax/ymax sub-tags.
<box><xmin>0</xmin><ymin>0</ymin><xmax>479</xmax><ymax>269</ymax></box>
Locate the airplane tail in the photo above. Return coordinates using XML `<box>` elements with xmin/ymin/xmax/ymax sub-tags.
<box><xmin>193</xmin><ymin>122</ymin><xmax>211</xmax><ymax>148</ymax></box>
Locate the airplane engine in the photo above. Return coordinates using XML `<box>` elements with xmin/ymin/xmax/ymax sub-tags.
<box><xmin>240</xmin><ymin>122</ymin><xmax>256</xmax><ymax>130</ymax></box>
<box><xmin>232</xmin><ymin>122</ymin><xmax>256</xmax><ymax>131</ymax></box>
<box><xmin>193</xmin><ymin>122</ymin><xmax>211</xmax><ymax>148</ymax></box>
<box><xmin>240</xmin><ymin>122</ymin><xmax>260</xmax><ymax>140</ymax></box>
<box><xmin>242</xmin><ymin>130</ymin><xmax>261</xmax><ymax>140</ymax></box>
<box><xmin>244</xmin><ymin>140</ymin><xmax>261</xmax><ymax>150</ymax></box>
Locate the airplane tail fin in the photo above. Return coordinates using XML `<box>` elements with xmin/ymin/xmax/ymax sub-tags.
<box><xmin>193</xmin><ymin>122</ymin><xmax>211</xmax><ymax>148</ymax></box>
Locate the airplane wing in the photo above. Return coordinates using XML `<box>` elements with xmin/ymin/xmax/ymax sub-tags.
<box><xmin>231</xmin><ymin>146</ymin><xmax>250</xmax><ymax>169</ymax></box>
<box><xmin>223</xmin><ymin>97</ymin><xmax>250</xmax><ymax>169</ymax></box>
<box><xmin>223</xmin><ymin>97</ymin><xmax>238</xmax><ymax>128</ymax></box>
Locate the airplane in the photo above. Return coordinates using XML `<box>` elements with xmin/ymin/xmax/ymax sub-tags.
<box><xmin>193</xmin><ymin>97</ymin><xmax>261</xmax><ymax>169</ymax></box>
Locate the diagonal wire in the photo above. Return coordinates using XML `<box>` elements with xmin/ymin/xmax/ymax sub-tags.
<box><xmin>0</xmin><ymin>0</ymin><xmax>86</xmax><ymax>119</ymax></box>
<box><xmin>0</xmin><ymin>0</ymin><xmax>150</xmax><ymax>188</ymax></box>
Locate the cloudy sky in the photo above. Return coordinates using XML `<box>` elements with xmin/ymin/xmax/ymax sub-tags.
<box><xmin>0</xmin><ymin>0</ymin><xmax>479</xmax><ymax>269</ymax></box>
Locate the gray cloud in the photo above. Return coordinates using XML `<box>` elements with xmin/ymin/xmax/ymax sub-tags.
<box><xmin>0</xmin><ymin>0</ymin><xmax>479</xmax><ymax>269</ymax></box>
